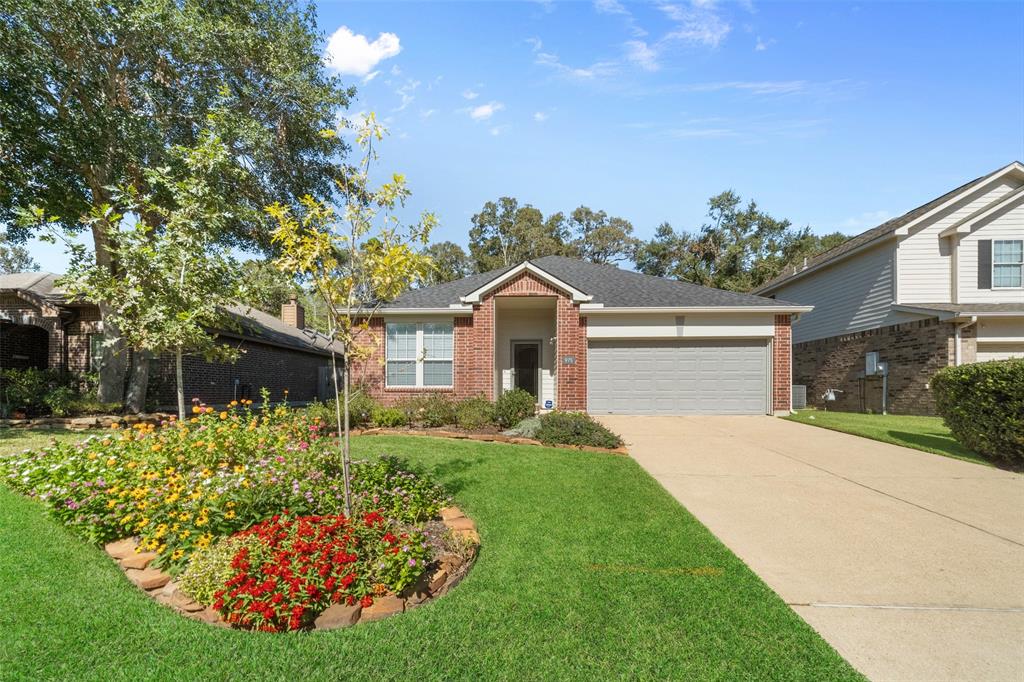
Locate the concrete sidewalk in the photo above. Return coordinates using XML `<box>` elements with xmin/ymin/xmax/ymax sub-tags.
<box><xmin>599</xmin><ymin>415</ymin><xmax>1024</xmax><ymax>682</ymax></box>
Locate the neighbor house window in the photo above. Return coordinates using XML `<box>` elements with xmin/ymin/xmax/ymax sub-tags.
<box><xmin>385</xmin><ymin>321</ymin><xmax>453</xmax><ymax>388</ymax></box>
<box><xmin>993</xmin><ymin>240</ymin><xmax>1023</xmax><ymax>288</ymax></box>
<box><xmin>88</xmin><ymin>334</ymin><xmax>103</xmax><ymax>372</ymax></box>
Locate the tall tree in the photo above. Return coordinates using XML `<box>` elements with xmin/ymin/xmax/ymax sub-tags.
<box><xmin>236</xmin><ymin>260</ymin><xmax>301</xmax><ymax>315</ymax></box>
<box><xmin>422</xmin><ymin>241</ymin><xmax>472</xmax><ymax>285</ymax></box>
<box><xmin>566</xmin><ymin>206</ymin><xmax>637</xmax><ymax>264</ymax></box>
<box><xmin>0</xmin><ymin>232</ymin><xmax>39</xmax><ymax>273</ymax></box>
<box><xmin>633</xmin><ymin>192</ymin><xmax>850</xmax><ymax>292</ymax></box>
<box><xmin>468</xmin><ymin>197</ymin><xmax>570</xmax><ymax>272</ymax></box>
<box><xmin>1</xmin><ymin>0</ymin><xmax>352</xmax><ymax>402</ymax></box>
<box><xmin>269</xmin><ymin>114</ymin><xmax>434</xmax><ymax>517</ymax></box>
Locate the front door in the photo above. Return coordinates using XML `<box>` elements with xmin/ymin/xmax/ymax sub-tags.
<box><xmin>512</xmin><ymin>341</ymin><xmax>540</xmax><ymax>398</ymax></box>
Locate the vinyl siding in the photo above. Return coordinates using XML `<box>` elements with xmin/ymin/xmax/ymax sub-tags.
<box><xmin>585</xmin><ymin>313</ymin><xmax>775</xmax><ymax>338</ymax></box>
<box><xmin>958</xmin><ymin>198</ymin><xmax>1024</xmax><ymax>303</ymax></box>
<box><xmin>771</xmin><ymin>241</ymin><xmax>922</xmax><ymax>343</ymax></box>
<box><xmin>898</xmin><ymin>180</ymin><xmax>1021</xmax><ymax>303</ymax></box>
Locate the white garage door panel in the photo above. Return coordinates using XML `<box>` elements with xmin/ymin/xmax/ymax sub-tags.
<box><xmin>588</xmin><ymin>339</ymin><xmax>768</xmax><ymax>415</ymax></box>
<box><xmin>976</xmin><ymin>343</ymin><xmax>1024</xmax><ymax>362</ymax></box>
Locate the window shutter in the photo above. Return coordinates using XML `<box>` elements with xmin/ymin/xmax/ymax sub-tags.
<box><xmin>978</xmin><ymin>240</ymin><xmax>992</xmax><ymax>289</ymax></box>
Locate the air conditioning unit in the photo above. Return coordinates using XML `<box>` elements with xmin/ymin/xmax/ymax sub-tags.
<box><xmin>792</xmin><ymin>385</ymin><xmax>807</xmax><ymax>409</ymax></box>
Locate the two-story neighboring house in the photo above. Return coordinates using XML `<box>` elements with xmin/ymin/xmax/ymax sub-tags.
<box><xmin>754</xmin><ymin>162</ymin><xmax>1024</xmax><ymax>415</ymax></box>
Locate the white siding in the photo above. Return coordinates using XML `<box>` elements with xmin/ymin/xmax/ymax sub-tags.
<box><xmin>585</xmin><ymin>313</ymin><xmax>775</xmax><ymax>339</ymax></box>
<box><xmin>958</xmin><ymin>199</ymin><xmax>1024</xmax><ymax>303</ymax></box>
<box><xmin>771</xmin><ymin>241</ymin><xmax>921</xmax><ymax>343</ymax></box>
<box><xmin>898</xmin><ymin>180</ymin><xmax>1021</xmax><ymax>303</ymax></box>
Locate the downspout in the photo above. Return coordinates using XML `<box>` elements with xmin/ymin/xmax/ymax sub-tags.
<box><xmin>953</xmin><ymin>316</ymin><xmax>977</xmax><ymax>366</ymax></box>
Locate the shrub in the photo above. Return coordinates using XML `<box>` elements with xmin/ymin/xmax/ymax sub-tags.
<box><xmin>494</xmin><ymin>388</ymin><xmax>535</xmax><ymax>428</ymax></box>
<box><xmin>371</xmin><ymin>406</ymin><xmax>406</xmax><ymax>428</ymax></box>
<box><xmin>2</xmin><ymin>368</ymin><xmax>63</xmax><ymax>416</ymax></box>
<box><xmin>503</xmin><ymin>416</ymin><xmax>540</xmax><ymax>438</ymax></box>
<box><xmin>350</xmin><ymin>455</ymin><xmax>450</xmax><ymax>523</ymax></box>
<box><xmin>932</xmin><ymin>359</ymin><xmax>1024</xmax><ymax>464</ymax></box>
<box><xmin>398</xmin><ymin>393</ymin><xmax>456</xmax><ymax>427</ymax></box>
<box><xmin>179</xmin><ymin>533</ymin><xmax>267</xmax><ymax>606</ymax></box>
<box><xmin>305</xmin><ymin>386</ymin><xmax>379</xmax><ymax>429</ymax></box>
<box><xmin>209</xmin><ymin>511</ymin><xmax>430</xmax><ymax>631</ymax></box>
<box><xmin>454</xmin><ymin>396</ymin><xmax>495</xmax><ymax>430</ymax></box>
<box><xmin>535</xmin><ymin>411</ymin><xmax>624</xmax><ymax>449</ymax></box>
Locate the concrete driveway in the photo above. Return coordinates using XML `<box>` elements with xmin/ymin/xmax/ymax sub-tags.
<box><xmin>599</xmin><ymin>415</ymin><xmax>1024</xmax><ymax>682</ymax></box>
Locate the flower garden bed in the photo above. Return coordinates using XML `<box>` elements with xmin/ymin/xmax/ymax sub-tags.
<box><xmin>0</xmin><ymin>402</ymin><xmax>477</xmax><ymax>632</ymax></box>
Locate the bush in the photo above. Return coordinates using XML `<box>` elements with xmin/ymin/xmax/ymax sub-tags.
<box><xmin>0</xmin><ymin>368</ymin><xmax>115</xmax><ymax>417</ymax></box>
<box><xmin>208</xmin><ymin>511</ymin><xmax>430</xmax><ymax>631</ymax></box>
<box><xmin>503</xmin><ymin>416</ymin><xmax>540</xmax><ymax>438</ymax></box>
<box><xmin>494</xmin><ymin>388</ymin><xmax>535</xmax><ymax>428</ymax></box>
<box><xmin>179</xmin><ymin>533</ymin><xmax>266</xmax><ymax>606</ymax></box>
<box><xmin>398</xmin><ymin>393</ymin><xmax>456</xmax><ymax>427</ymax></box>
<box><xmin>371</xmin><ymin>406</ymin><xmax>406</xmax><ymax>427</ymax></box>
<box><xmin>932</xmin><ymin>359</ymin><xmax>1024</xmax><ymax>464</ymax></box>
<box><xmin>305</xmin><ymin>386</ymin><xmax>379</xmax><ymax>429</ymax></box>
<box><xmin>535</xmin><ymin>411</ymin><xmax>624</xmax><ymax>449</ymax></box>
<box><xmin>454</xmin><ymin>396</ymin><xmax>495</xmax><ymax>430</ymax></box>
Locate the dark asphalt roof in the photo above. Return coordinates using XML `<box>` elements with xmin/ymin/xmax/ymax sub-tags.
<box><xmin>754</xmin><ymin>166</ymin><xmax>1014</xmax><ymax>294</ymax></box>
<box><xmin>0</xmin><ymin>272</ymin><xmax>339</xmax><ymax>356</ymax></box>
<box><xmin>385</xmin><ymin>255</ymin><xmax>801</xmax><ymax>309</ymax></box>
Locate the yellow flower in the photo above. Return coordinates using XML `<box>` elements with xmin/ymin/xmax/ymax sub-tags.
<box><xmin>230</xmin><ymin>400</ymin><xmax>238</xmax><ymax>407</ymax></box>
<box><xmin>180</xmin><ymin>530</ymin><xmax>191</xmax><ymax>539</ymax></box>
<box><xmin>151</xmin><ymin>444</ymin><xmax>162</xmax><ymax>452</ymax></box>
<box><xmin>196</xmin><ymin>533</ymin><xmax>213</xmax><ymax>549</ymax></box>
<box><xmin>107</xmin><ymin>499</ymin><xmax>117</xmax><ymax>509</ymax></box>
<box><xmin>225</xmin><ymin>510</ymin><xmax>236</xmax><ymax>520</ymax></box>
<box><xmin>205</xmin><ymin>406</ymin><xmax>214</xmax><ymax>414</ymax></box>
<box><xmin>219</xmin><ymin>411</ymin><xmax>227</xmax><ymax>420</ymax></box>
<box><xmin>110</xmin><ymin>423</ymin><xmax>120</xmax><ymax>430</ymax></box>
<box><xmin>192</xmin><ymin>405</ymin><xmax>202</xmax><ymax>414</ymax></box>
<box><xmin>157</xmin><ymin>544</ymin><xmax>166</xmax><ymax>554</ymax></box>
<box><xmin>88</xmin><ymin>452</ymin><xmax>97</xmax><ymax>460</ymax></box>
<box><xmin>106</xmin><ymin>457</ymin><xmax>116</xmax><ymax>466</ymax></box>
<box><xmin>171</xmin><ymin>549</ymin><xmax>185</xmax><ymax>561</ymax></box>
<box><xmin>233</xmin><ymin>466</ymin><xmax>244</xmax><ymax>474</ymax></box>
<box><xmin>190</xmin><ymin>417</ymin><xmax>198</xmax><ymax>424</ymax></box>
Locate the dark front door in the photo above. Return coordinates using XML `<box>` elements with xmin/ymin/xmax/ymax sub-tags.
<box><xmin>512</xmin><ymin>342</ymin><xmax>540</xmax><ymax>398</ymax></box>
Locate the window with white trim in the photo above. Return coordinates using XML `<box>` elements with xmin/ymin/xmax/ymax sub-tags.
<box><xmin>385</xmin><ymin>321</ymin><xmax>453</xmax><ymax>387</ymax></box>
<box><xmin>993</xmin><ymin>239</ymin><xmax>1023</xmax><ymax>288</ymax></box>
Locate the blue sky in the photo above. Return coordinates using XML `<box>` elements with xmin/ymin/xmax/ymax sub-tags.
<box><xmin>30</xmin><ymin>0</ymin><xmax>1024</xmax><ymax>271</ymax></box>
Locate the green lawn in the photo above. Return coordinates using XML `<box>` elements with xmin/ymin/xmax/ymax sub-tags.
<box><xmin>0</xmin><ymin>433</ymin><xmax>861</xmax><ymax>681</ymax></box>
<box><xmin>785</xmin><ymin>409</ymin><xmax>989</xmax><ymax>466</ymax></box>
<box><xmin>0</xmin><ymin>427</ymin><xmax>85</xmax><ymax>456</ymax></box>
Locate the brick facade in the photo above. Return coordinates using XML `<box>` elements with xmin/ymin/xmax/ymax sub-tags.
<box><xmin>773</xmin><ymin>314</ymin><xmax>792</xmax><ymax>413</ymax></box>
<box><xmin>792</xmin><ymin>316</ymin><xmax>968</xmax><ymax>415</ymax></box>
<box><xmin>354</xmin><ymin>270</ymin><xmax>589</xmax><ymax>409</ymax></box>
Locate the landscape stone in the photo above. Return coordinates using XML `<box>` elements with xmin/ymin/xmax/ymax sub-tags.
<box><xmin>120</xmin><ymin>551</ymin><xmax>158</xmax><ymax>570</ymax></box>
<box><xmin>428</xmin><ymin>569</ymin><xmax>448</xmax><ymax>593</ymax></box>
<box><xmin>360</xmin><ymin>595</ymin><xmax>405</xmax><ymax>621</ymax></box>
<box><xmin>439</xmin><ymin>507</ymin><xmax>465</xmax><ymax>522</ymax></box>
<box><xmin>314</xmin><ymin>604</ymin><xmax>362</xmax><ymax>630</ymax></box>
<box><xmin>126</xmin><ymin>568</ymin><xmax>170</xmax><ymax>590</ymax></box>
<box><xmin>455</xmin><ymin>529</ymin><xmax>480</xmax><ymax>544</ymax></box>
<box><xmin>104</xmin><ymin>538</ymin><xmax>138</xmax><ymax>559</ymax></box>
<box><xmin>444</xmin><ymin>517</ymin><xmax>476</xmax><ymax>532</ymax></box>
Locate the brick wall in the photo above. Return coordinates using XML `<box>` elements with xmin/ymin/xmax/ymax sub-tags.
<box><xmin>773</xmin><ymin>314</ymin><xmax>792</xmax><ymax>412</ymax></box>
<box><xmin>792</xmin><ymin>317</ymin><xmax>961</xmax><ymax>416</ymax></box>
<box><xmin>354</xmin><ymin>270</ymin><xmax>588</xmax><ymax>408</ymax></box>
<box><xmin>150</xmin><ymin>339</ymin><xmax>329</xmax><ymax>408</ymax></box>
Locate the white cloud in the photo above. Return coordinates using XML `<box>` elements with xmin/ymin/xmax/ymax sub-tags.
<box><xmin>362</xmin><ymin>70</ymin><xmax>380</xmax><ymax>84</ymax></box>
<box><xmin>754</xmin><ymin>36</ymin><xmax>775</xmax><ymax>51</ymax></box>
<box><xmin>490</xmin><ymin>124</ymin><xmax>510</xmax><ymax>136</ymax></box>
<box><xmin>535</xmin><ymin>50</ymin><xmax>618</xmax><ymax>81</ymax></box>
<box><xmin>324</xmin><ymin>26</ymin><xmax>401</xmax><ymax>76</ymax></box>
<box><xmin>390</xmin><ymin>64</ymin><xmax>402</xmax><ymax>76</ymax></box>
<box><xmin>526</xmin><ymin>37</ymin><xmax>544</xmax><ymax>52</ymax></box>
<box><xmin>420</xmin><ymin>108</ymin><xmax>437</xmax><ymax>118</ymax></box>
<box><xmin>594</xmin><ymin>0</ymin><xmax>629</xmax><ymax>15</ymax></box>
<box><xmin>462</xmin><ymin>89</ymin><xmax>480</xmax><ymax>100</ymax></box>
<box><xmin>394</xmin><ymin>79</ymin><xmax>420</xmax><ymax>112</ymax></box>
<box><xmin>469</xmin><ymin>101</ymin><xmax>504</xmax><ymax>120</ymax></box>
<box><xmin>658</xmin><ymin>1</ymin><xmax>731</xmax><ymax>47</ymax></box>
<box><xmin>533</xmin><ymin>111</ymin><xmax>549</xmax><ymax>123</ymax></box>
<box><xmin>625</xmin><ymin>40</ymin><xmax>659</xmax><ymax>71</ymax></box>
<box><xmin>676</xmin><ymin>80</ymin><xmax>809</xmax><ymax>94</ymax></box>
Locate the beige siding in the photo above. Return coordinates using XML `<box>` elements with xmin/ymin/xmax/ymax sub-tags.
<box><xmin>958</xmin><ymin>199</ymin><xmax>1024</xmax><ymax>303</ymax></box>
<box><xmin>898</xmin><ymin>180</ymin><xmax>1021</xmax><ymax>303</ymax></box>
<box><xmin>772</xmin><ymin>241</ymin><xmax>922</xmax><ymax>343</ymax></box>
<box><xmin>585</xmin><ymin>313</ymin><xmax>775</xmax><ymax>339</ymax></box>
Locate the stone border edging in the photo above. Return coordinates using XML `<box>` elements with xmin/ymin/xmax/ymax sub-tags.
<box><xmin>102</xmin><ymin>506</ymin><xmax>481</xmax><ymax>631</ymax></box>
<box><xmin>1</xmin><ymin>413</ymin><xmax>174</xmax><ymax>431</ymax></box>
<box><xmin>352</xmin><ymin>427</ymin><xmax>629</xmax><ymax>456</ymax></box>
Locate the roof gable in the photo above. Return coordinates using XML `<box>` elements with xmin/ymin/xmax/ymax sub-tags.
<box><xmin>459</xmin><ymin>261</ymin><xmax>592</xmax><ymax>303</ymax></box>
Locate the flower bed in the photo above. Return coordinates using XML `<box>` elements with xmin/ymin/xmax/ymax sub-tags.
<box><xmin>0</xmin><ymin>401</ymin><xmax>478</xmax><ymax>631</ymax></box>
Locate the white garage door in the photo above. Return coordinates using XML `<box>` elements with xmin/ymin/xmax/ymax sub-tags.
<box><xmin>977</xmin><ymin>343</ymin><xmax>1024</xmax><ymax>362</ymax></box>
<box><xmin>587</xmin><ymin>339</ymin><xmax>769</xmax><ymax>415</ymax></box>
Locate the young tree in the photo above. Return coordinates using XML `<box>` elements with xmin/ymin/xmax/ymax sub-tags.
<box><xmin>57</xmin><ymin>134</ymin><xmax>246</xmax><ymax>419</ymax></box>
<box><xmin>422</xmin><ymin>241</ymin><xmax>472</xmax><ymax>284</ymax></box>
<box><xmin>468</xmin><ymin>197</ymin><xmax>570</xmax><ymax>272</ymax></box>
<box><xmin>268</xmin><ymin>115</ymin><xmax>435</xmax><ymax>515</ymax></box>
<box><xmin>0</xmin><ymin>0</ymin><xmax>352</xmax><ymax>403</ymax></box>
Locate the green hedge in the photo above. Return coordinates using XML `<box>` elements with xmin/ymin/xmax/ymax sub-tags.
<box><xmin>932</xmin><ymin>359</ymin><xmax>1024</xmax><ymax>464</ymax></box>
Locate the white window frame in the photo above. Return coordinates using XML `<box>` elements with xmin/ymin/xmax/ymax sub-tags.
<box><xmin>385</xmin><ymin>320</ymin><xmax>454</xmax><ymax>389</ymax></box>
<box><xmin>992</xmin><ymin>239</ymin><xmax>1024</xmax><ymax>289</ymax></box>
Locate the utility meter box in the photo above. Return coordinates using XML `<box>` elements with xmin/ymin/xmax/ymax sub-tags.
<box><xmin>866</xmin><ymin>351</ymin><xmax>880</xmax><ymax>376</ymax></box>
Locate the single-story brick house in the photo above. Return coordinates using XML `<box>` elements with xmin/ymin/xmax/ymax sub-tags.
<box><xmin>754</xmin><ymin>161</ymin><xmax>1024</xmax><ymax>415</ymax></box>
<box><xmin>0</xmin><ymin>272</ymin><xmax>338</xmax><ymax>408</ymax></box>
<box><xmin>351</xmin><ymin>256</ymin><xmax>811</xmax><ymax>415</ymax></box>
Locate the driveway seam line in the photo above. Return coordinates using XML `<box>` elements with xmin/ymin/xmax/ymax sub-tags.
<box><xmin>793</xmin><ymin>602</ymin><xmax>1024</xmax><ymax>613</ymax></box>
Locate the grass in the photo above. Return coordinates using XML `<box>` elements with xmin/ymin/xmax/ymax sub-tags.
<box><xmin>0</xmin><ymin>427</ymin><xmax>84</xmax><ymax>457</ymax></box>
<box><xmin>0</xmin><ymin>432</ymin><xmax>861</xmax><ymax>681</ymax></box>
<box><xmin>784</xmin><ymin>409</ymin><xmax>989</xmax><ymax>466</ymax></box>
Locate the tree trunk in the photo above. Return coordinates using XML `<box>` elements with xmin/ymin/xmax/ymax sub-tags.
<box><xmin>329</xmin><ymin>347</ymin><xmax>352</xmax><ymax>517</ymax></box>
<box><xmin>125</xmin><ymin>349</ymin><xmax>152</xmax><ymax>414</ymax></box>
<box><xmin>175</xmin><ymin>346</ymin><xmax>185</xmax><ymax>421</ymax></box>
<box><xmin>96</xmin><ymin>301</ymin><xmax>128</xmax><ymax>405</ymax></box>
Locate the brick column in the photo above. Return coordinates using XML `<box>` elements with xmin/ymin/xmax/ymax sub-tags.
<box><xmin>556</xmin><ymin>299</ymin><xmax>587</xmax><ymax>410</ymax></box>
<box><xmin>773</xmin><ymin>314</ymin><xmax>792</xmax><ymax>413</ymax></box>
<box><xmin>454</xmin><ymin>298</ymin><xmax>495</xmax><ymax>399</ymax></box>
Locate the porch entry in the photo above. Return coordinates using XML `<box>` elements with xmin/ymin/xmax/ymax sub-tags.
<box><xmin>511</xmin><ymin>340</ymin><xmax>541</xmax><ymax>398</ymax></box>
